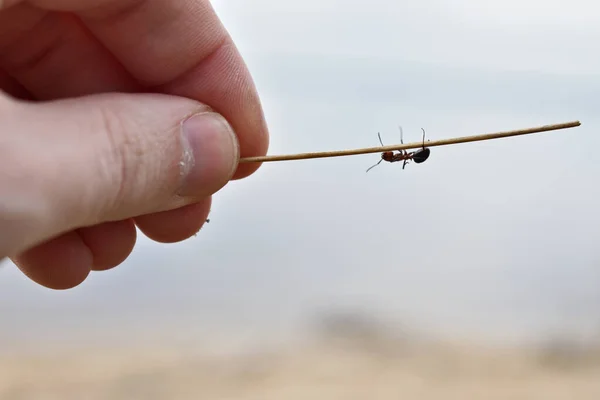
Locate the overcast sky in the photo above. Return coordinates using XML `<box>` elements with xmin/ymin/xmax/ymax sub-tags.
<box><xmin>1</xmin><ymin>0</ymin><xmax>600</xmax><ymax>352</ymax></box>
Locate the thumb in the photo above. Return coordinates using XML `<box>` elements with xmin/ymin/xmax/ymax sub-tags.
<box><xmin>0</xmin><ymin>92</ymin><xmax>239</xmax><ymax>257</ymax></box>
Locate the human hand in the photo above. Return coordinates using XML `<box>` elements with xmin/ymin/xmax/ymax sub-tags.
<box><xmin>0</xmin><ymin>0</ymin><xmax>269</xmax><ymax>289</ymax></box>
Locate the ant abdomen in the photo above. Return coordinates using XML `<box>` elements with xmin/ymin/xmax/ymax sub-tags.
<box><xmin>412</xmin><ymin>148</ymin><xmax>430</xmax><ymax>164</ymax></box>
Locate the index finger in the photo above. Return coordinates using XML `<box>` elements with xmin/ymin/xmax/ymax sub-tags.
<box><xmin>24</xmin><ymin>0</ymin><xmax>269</xmax><ymax>179</ymax></box>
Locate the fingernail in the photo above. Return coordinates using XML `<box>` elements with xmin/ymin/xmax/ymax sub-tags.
<box><xmin>178</xmin><ymin>112</ymin><xmax>239</xmax><ymax>197</ymax></box>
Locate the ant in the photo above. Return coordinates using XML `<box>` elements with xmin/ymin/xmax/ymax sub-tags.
<box><xmin>366</xmin><ymin>126</ymin><xmax>430</xmax><ymax>173</ymax></box>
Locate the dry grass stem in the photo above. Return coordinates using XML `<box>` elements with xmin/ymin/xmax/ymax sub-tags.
<box><xmin>239</xmin><ymin>121</ymin><xmax>581</xmax><ymax>163</ymax></box>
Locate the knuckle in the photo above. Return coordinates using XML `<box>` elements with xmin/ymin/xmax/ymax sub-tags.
<box><xmin>90</xmin><ymin>96</ymin><xmax>184</xmax><ymax>220</ymax></box>
<box><xmin>93</xmin><ymin>103</ymin><xmax>139</xmax><ymax>218</ymax></box>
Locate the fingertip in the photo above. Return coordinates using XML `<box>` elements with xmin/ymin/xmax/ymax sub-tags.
<box><xmin>232</xmin><ymin>161</ymin><xmax>264</xmax><ymax>180</ymax></box>
<box><xmin>12</xmin><ymin>231</ymin><xmax>92</xmax><ymax>290</ymax></box>
<box><xmin>135</xmin><ymin>199</ymin><xmax>211</xmax><ymax>243</ymax></box>
<box><xmin>78</xmin><ymin>219</ymin><xmax>137</xmax><ymax>271</ymax></box>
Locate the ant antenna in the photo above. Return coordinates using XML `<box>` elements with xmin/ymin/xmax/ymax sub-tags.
<box><xmin>366</xmin><ymin>159</ymin><xmax>383</xmax><ymax>173</ymax></box>
<box><xmin>399</xmin><ymin>126</ymin><xmax>404</xmax><ymax>144</ymax></box>
<box><xmin>421</xmin><ymin>128</ymin><xmax>426</xmax><ymax>148</ymax></box>
<box><xmin>367</xmin><ymin>131</ymin><xmax>386</xmax><ymax>172</ymax></box>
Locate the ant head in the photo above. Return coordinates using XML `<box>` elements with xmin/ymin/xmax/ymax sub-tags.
<box><xmin>381</xmin><ymin>151</ymin><xmax>394</xmax><ymax>161</ymax></box>
<box><xmin>412</xmin><ymin>147</ymin><xmax>430</xmax><ymax>164</ymax></box>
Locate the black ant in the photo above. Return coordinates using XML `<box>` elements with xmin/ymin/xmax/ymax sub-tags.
<box><xmin>366</xmin><ymin>126</ymin><xmax>430</xmax><ymax>172</ymax></box>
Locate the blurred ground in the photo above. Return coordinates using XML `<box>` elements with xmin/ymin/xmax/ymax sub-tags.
<box><xmin>2</xmin><ymin>313</ymin><xmax>600</xmax><ymax>399</ymax></box>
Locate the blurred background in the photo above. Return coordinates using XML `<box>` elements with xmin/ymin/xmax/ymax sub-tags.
<box><xmin>2</xmin><ymin>0</ymin><xmax>600</xmax><ymax>398</ymax></box>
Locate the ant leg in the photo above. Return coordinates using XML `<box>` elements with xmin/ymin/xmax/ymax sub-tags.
<box><xmin>421</xmin><ymin>128</ymin><xmax>426</xmax><ymax>148</ymax></box>
<box><xmin>403</xmin><ymin>159</ymin><xmax>409</xmax><ymax>169</ymax></box>
<box><xmin>399</xmin><ymin>126</ymin><xmax>404</xmax><ymax>144</ymax></box>
<box><xmin>377</xmin><ymin>132</ymin><xmax>384</xmax><ymax>147</ymax></box>
<box><xmin>366</xmin><ymin>159</ymin><xmax>383</xmax><ymax>173</ymax></box>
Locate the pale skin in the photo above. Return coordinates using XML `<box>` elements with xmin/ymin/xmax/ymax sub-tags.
<box><xmin>0</xmin><ymin>0</ymin><xmax>269</xmax><ymax>289</ymax></box>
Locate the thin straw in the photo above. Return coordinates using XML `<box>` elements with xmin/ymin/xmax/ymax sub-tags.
<box><xmin>239</xmin><ymin>121</ymin><xmax>581</xmax><ymax>163</ymax></box>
